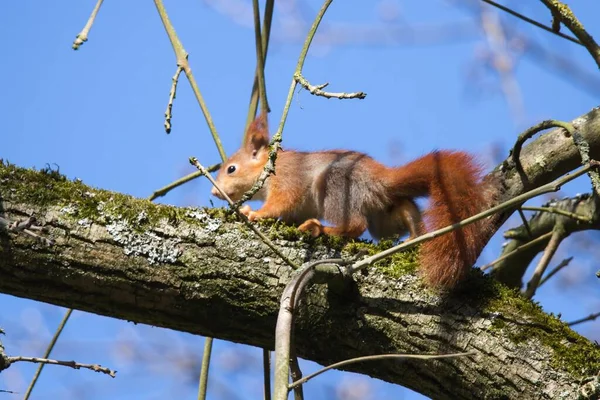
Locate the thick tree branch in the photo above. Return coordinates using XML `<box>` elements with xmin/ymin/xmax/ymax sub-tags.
<box><xmin>2</xmin><ymin>107</ymin><xmax>600</xmax><ymax>399</ymax></box>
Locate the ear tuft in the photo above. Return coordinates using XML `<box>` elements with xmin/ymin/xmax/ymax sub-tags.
<box><xmin>245</xmin><ymin>113</ymin><xmax>270</xmax><ymax>153</ymax></box>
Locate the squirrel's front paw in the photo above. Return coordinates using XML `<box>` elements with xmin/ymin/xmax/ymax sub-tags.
<box><xmin>247</xmin><ymin>211</ymin><xmax>262</xmax><ymax>222</ymax></box>
<box><xmin>240</xmin><ymin>205</ymin><xmax>260</xmax><ymax>221</ymax></box>
<box><xmin>298</xmin><ymin>218</ymin><xmax>323</xmax><ymax>237</ymax></box>
<box><xmin>239</xmin><ymin>205</ymin><xmax>252</xmax><ymax>217</ymax></box>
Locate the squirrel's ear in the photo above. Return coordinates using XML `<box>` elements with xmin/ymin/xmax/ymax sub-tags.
<box><xmin>245</xmin><ymin>113</ymin><xmax>269</xmax><ymax>156</ymax></box>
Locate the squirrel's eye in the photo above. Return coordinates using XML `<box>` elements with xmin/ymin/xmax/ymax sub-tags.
<box><xmin>227</xmin><ymin>165</ymin><xmax>236</xmax><ymax>174</ymax></box>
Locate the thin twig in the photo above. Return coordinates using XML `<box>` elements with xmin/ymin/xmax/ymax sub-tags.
<box><xmin>252</xmin><ymin>0</ymin><xmax>269</xmax><ymax>117</ymax></box>
<box><xmin>289</xmin><ymin>349</ymin><xmax>304</xmax><ymax>400</ymax></box>
<box><xmin>147</xmin><ymin>163</ymin><xmax>221</xmax><ymax>201</ymax></box>
<box><xmin>72</xmin><ymin>0</ymin><xmax>104</xmax><ymax>50</ymax></box>
<box><xmin>539</xmin><ymin>257</ymin><xmax>573</xmax><ymax>287</ymax></box>
<box><xmin>164</xmin><ymin>66</ymin><xmax>183</xmax><ymax>134</ymax></box>
<box><xmin>350</xmin><ymin>162</ymin><xmax>599</xmax><ymax>275</ymax></box>
<box><xmin>189</xmin><ymin>157</ymin><xmax>298</xmax><ymax>270</ymax></box>
<box><xmin>197</xmin><ymin>337</ymin><xmax>213</xmax><ymax>400</ymax></box>
<box><xmin>23</xmin><ymin>309</ymin><xmax>74</xmax><ymax>400</ymax></box>
<box><xmin>288</xmin><ymin>352</ymin><xmax>475</xmax><ymax>390</ymax></box>
<box><xmin>524</xmin><ymin>222</ymin><xmax>566</xmax><ymax>298</ymax></box>
<box><xmin>294</xmin><ymin>74</ymin><xmax>366</xmax><ymax>99</ymax></box>
<box><xmin>517</xmin><ymin>208</ymin><xmax>533</xmax><ymax>237</ymax></box>
<box><xmin>244</xmin><ymin>0</ymin><xmax>274</xmax><ymax>139</ymax></box>
<box><xmin>479</xmin><ymin>0</ymin><xmax>581</xmax><ymax>46</ymax></box>
<box><xmin>480</xmin><ymin>231</ymin><xmax>554</xmax><ymax>272</ymax></box>
<box><xmin>539</xmin><ymin>0</ymin><xmax>600</xmax><ymax>69</ymax></box>
<box><xmin>520</xmin><ymin>206</ymin><xmax>591</xmax><ymax>223</ymax></box>
<box><xmin>262</xmin><ymin>349</ymin><xmax>271</xmax><ymax>400</ymax></box>
<box><xmin>568</xmin><ymin>311</ymin><xmax>600</xmax><ymax>327</ymax></box>
<box><xmin>8</xmin><ymin>355</ymin><xmax>115</xmax><ymax>378</ymax></box>
<box><xmin>153</xmin><ymin>0</ymin><xmax>226</xmax><ymax>161</ymax></box>
<box><xmin>273</xmin><ymin>0</ymin><xmax>335</xmax><ymax>141</ymax></box>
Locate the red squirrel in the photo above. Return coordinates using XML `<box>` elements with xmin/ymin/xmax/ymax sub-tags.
<box><xmin>212</xmin><ymin>114</ymin><xmax>492</xmax><ymax>289</ymax></box>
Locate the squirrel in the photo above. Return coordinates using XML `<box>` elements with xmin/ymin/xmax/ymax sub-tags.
<box><xmin>211</xmin><ymin>114</ymin><xmax>493</xmax><ymax>289</ymax></box>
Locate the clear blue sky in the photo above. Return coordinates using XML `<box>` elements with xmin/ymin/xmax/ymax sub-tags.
<box><xmin>1</xmin><ymin>1</ymin><xmax>600</xmax><ymax>399</ymax></box>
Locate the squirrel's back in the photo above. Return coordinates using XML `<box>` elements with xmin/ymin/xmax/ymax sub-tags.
<box><xmin>270</xmin><ymin>150</ymin><xmax>394</xmax><ymax>227</ymax></box>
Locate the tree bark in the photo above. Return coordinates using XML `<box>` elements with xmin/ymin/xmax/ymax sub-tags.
<box><xmin>1</xmin><ymin>107</ymin><xmax>600</xmax><ymax>399</ymax></box>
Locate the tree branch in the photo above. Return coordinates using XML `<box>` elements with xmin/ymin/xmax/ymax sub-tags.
<box><xmin>2</xmin><ymin>139</ymin><xmax>600</xmax><ymax>398</ymax></box>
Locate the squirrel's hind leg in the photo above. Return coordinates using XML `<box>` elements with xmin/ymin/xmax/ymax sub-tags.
<box><xmin>395</xmin><ymin>199</ymin><xmax>423</xmax><ymax>240</ymax></box>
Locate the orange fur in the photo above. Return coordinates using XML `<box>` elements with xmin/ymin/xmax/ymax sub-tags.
<box><xmin>385</xmin><ymin>151</ymin><xmax>492</xmax><ymax>288</ymax></box>
<box><xmin>212</xmin><ymin>114</ymin><xmax>493</xmax><ymax>289</ymax></box>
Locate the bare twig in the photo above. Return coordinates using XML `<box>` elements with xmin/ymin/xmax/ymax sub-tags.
<box><xmin>517</xmin><ymin>208</ymin><xmax>533</xmax><ymax>237</ymax></box>
<box><xmin>288</xmin><ymin>352</ymin><xmax>475</xmax><ymax>390</ymax></box>
<box><xmin>289</xmin><ymin>349</ymin><xmax>304</xmax><ymax>400</ymax></box>
<box><xmin>189</xmin><ymin>157</ymin><xmax>298</xmax><ymax>270</ymax></box>
<box><xmin>479</xmin><ymin>0</ymin><xmax>581</xmax><ymax>45</ymax></box>
<box><xmin>147</xmin><ymin>163</ymin><xmax>221</xmax><ymax>201</ymax></box>
<box><xmin>153</xmin><ymin>0</ymin><xmax>226</xmax><ymax>161</ymax></box>
<box><xmin>524</xmin><ymin>222</ymin><xmax>566</xmax><ymax>298</ymax></box>
<box><xmin>72</xmin><ymin>0</ymin><xmax>104</xmax><ymax>50</ymax></box>
<box><xmin>24</xmin><ymin>309</ymin><xmax>73</xmax><ymax>400</ymax></box>
<box><xmin>7</xmin><ymin>355</ymin><xmax>115</xmax><ymax>378</ymax></box>
<box><xmin>520</xmin><ymin>206</ymin><xmax>591</xmax><ymax>223</ymax></box>
<box><xmin>197</xmin><ymin>337</ymin><xmax>213</xmax><ymax>400</ymax></box>
<box><xmin>262</xmin><ymin>349</ymin><xmax>272</xmax><ymax>400</ymax></box>
<box><xmin>244</xmin><ymin>0</ymin><xmax>274</xmax><ymax>139</ymax></box>
<box><xmin>350</xmin><ymin>162</ymin><xmax>599</xmax><ymax>275</ymax></box>
<box><xmin>568</xmin><ymin>311</ymin><xmax>600</xmax><ymax>327</ymax></box>
<box><xmin>294</xmin><ymin>74</ymin><xmax>366</xmax><ymax>100</ymax></box>
<box><xmin>480</xmin><ymin>231</ymin><xmax>554</xmax><ymax>272</ymax></box>
<box><xmin>539</xmin><ymin>257</ymin><xmax>573</xmax><ymax>287</ymax></box>
<box><xmin>252</xmin><ymin>0</ymin><xmax>269</xmax><ymax>117</ymax></box>
<box><xmin>539</xmin><ymin>0</ymin><xmax>600</xmax><ymax>69</ymax></box>
<box><xmin>164</xmin><ymin>66</ymin><xmax>183</xmax><ymax>134</ymax></box>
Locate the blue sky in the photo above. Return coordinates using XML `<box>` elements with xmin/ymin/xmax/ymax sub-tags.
<box><xmin>1</xmin><ymin>1</ymin><xmax>600</xmax><ymax>399</ymax></box>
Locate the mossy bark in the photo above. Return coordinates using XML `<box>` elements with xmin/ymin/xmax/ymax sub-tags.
<box><xmin>1</xmin><ymin>160</ymin><xmax>598</xmax><ymax>399</ymax></box>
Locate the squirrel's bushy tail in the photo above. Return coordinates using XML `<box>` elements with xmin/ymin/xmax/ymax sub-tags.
<box><xmin>388</xmin><ymin>151</ymin><xmax>492</xmax><ymax>289</ymax></box>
